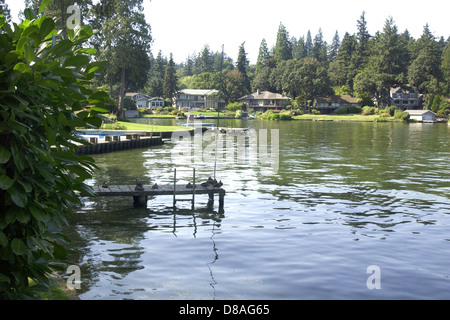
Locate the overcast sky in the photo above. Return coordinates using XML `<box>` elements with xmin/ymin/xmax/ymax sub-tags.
<box><xmin>6</xmin><ymin>0</ymin><xmax>450</xmax><ymax>64</ymax></box>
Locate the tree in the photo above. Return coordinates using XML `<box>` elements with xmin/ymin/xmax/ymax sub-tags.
<box><xmin>236</xmin><ymin>42</ymin><xmax>251</xmax><ymax>94</ymax></box>
<box><xmin>163</xmin><ymin>53</ymin><xmax>178</xmax><ymax>101</ymax></box>
<box><xmin>408</xmin><ymin>24</ymin><xmax>443</xmax><ymax>94</ymax></box>
<box><xmin>328</xmin><ymin>32</ymin><xmax>357</xmax><ymax>90</ymax></box>
<box><xmin>0</xmin><ymin>6</ymin><xmax>108</xmax><ymax>299</ymax></box>
<box><xmin>312</xmin><ymin>29</ymin><xmax>328</xmax><ymax>64</ymax></box>
<box><xmin>274</xmin><ymin>23</ymin><xmax>292</xmax><ymax>63</ymax></box>
<box><xmin>328</xmin><ymin>31</ymin><xmax>340</xmax><ymax>61</ymax></box>
<box><xmin>0</xmin><ymin>0</ymin><xmax>11</xmax><ymax>20</ymax></box>
<box><xmin>97</xmin><ymin>0</ymin><xmax>152</xmax><ymax>116</ymax></box>
<box><xmin>25</xmin><ymin>0</ymin><xmax>92</xmax><ymax>37</ymax></box>
<box><xmin>353</xmin><ymin>11</ymin><xmax>371</xmax><ymax>71</ymax></box>
<box><xmin>256</xmin><ymin>38</ymin><xmax>270</xmax><ymax>73</ymax></box>
<box><xmin>372</xmin><ymin>17</ymin><xmax>409</xmax><ymax>105</ymax></box>
<box><xmin>305</xmin><ymin>30</ymin><xmax>313</xmax><ymax>57</ymax></box>
<box><xmin>442</xmin><ymin>42</ymin><xmax>450</xmax><ymax>95</ymax></box>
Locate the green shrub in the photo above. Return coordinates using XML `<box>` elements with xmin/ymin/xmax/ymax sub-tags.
<box><xmin>336</xmin><ymin>107</ymin><xmax>348</xmax><ymax>115</ymax></box>
<box><xmin>362</xmin><ymin>106</ymin><xmax>379</xmax><ymax>115</ymax></box>
<box><xmin>385</xmin><ymin>106</ymin><xmax>398</xmax><ymax>116</ymax></box>
<box><xmin>311</xmin><ymin>109</ymin><xmax>321</xmax><ymax>115</ymax></box>
<box><xmin>347</xmin><ymin>106</ymin><xmax>362</xmax><ymax>114</ymax></box>
<box><xmin>0</xmin><ymin>7</ymin><xmax>108</xmax><ymax>299</ymax></box>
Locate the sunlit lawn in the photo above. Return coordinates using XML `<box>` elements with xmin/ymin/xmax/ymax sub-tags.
<box><xmin>293</xmin><ymin>114</ymin><xmax>393</xmax><ymax>122</ymax></box>
<box><xmin>117</xmin><ymin>121</ymin><xmax>191</xmax><ymax>131</ymax></box>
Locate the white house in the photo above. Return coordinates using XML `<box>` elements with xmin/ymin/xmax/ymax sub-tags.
<box><xmin>125</xmin><ymin>92</ymin><xmax>165</xmax><ymax>109</ymax></box>
<box><xmin>174</xmin><ymin>89</ymin><xmax>224</xmax><ymax>110</ymax></box>
<box><xmin>405</xmin><ymin>110</ymin><xmax>437</xmax><ymax>123</ymax></box>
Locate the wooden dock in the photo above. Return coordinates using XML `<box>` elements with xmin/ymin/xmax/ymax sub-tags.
<box><xmin>93</xmin><ymin>169</ymin><xmax>225</xmax><ymax>212</ymax></box>
<box><xmin>75</xmin><ymin>135</ymin><xmax>163</xmax><ymax>155</ymax></box>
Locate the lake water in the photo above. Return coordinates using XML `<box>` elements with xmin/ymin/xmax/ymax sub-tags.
<box><xmin>66</xmin><ymin>119</ymin><xmax>450</xmax><ymax>300</ymax></box>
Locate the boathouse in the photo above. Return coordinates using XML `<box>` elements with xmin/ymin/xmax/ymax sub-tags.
<box><xmin>405</xmin><ymin>110</ymin><xmax>437</xmax><ymax>123</ymax></box>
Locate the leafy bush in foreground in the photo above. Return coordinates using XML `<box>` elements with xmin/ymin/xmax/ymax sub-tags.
<box><xmin>0</xmin><ymin>5</ymin><xmax>108</xmax><ymax>299</ymax></box>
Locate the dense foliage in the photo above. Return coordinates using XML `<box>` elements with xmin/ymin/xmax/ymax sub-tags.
<box><xmin>0</xmin><ymin>2</ymin><xmax>107</xmax><ymax>299</ymax></box>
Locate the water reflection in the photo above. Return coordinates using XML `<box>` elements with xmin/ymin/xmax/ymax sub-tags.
<box><xmin>67</xmin><ymin>120</ymin><xmax>450</xmax><ymax>299</ymax></box>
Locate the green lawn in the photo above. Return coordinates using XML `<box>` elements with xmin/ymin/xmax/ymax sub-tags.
<box><xmin>293</xmin><ymin>114</ymin><xmax>394</xmax><ymax>122</ymax></box>
<box><xmin>117</xmin><ymin>121</ymin><xmax>190</xmax><ymax>132</ymax></box>
<box><xmin>142</xmin><ymin>114</ymin><xmax>176</xmax><ymax>118</ymax></box>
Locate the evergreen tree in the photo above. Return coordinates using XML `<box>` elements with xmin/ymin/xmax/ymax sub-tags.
<box><xmin>305</xmin><ymin>30</ymin><xmax>313</xmax><ymax>56</ymax></box>
<box><xmin>237</xmin><ymin>42</ymin><xmax>251</xmax><ymax>94</ymax></box>
<box><xmin>328</xmin><ymin>31</ymin><xmax>340</xmax><ymax>61</ymax></box>
<box><xmin>373</xmin><ymin>17</ymin><xmax>409</xmax><ymax>105</ymax></box>
<box><xmin>328</xmin><ymin>32</ymin><xmax>357</xmax><ymax>90</ymax></box>
<box><xmin>408</xmin><ymin>24</ymin><xmax>443</xmax><ymax>94</ymax></box>
<box><xmin>312</xmin><ymin>28</ymin><xmax>328</xmax><ymax>63</ymax></box>
<box><xmin>97</xmin><ymin>0</ymin><xmax>152</xmax><ymax>115</ymax></box>
<box><xmin>274</xmin><ymin>23</ymin><xmax>292</xmax><ymax>63</ymax></box>
<box><xmin>292</xmin><ymin>36</ymin><xmax>306</xmax><ymax>60</ymax></box>
<box><xmin>256</xmin><ymin>38</ymin><xmax>270</xmax><ymax>73</ymax></box>
<box><xmin>353</xmin><ymin>11</ymin><xmax>371</xmax><ymax>71</ymax></box>
<box><xmin>163</xmin><ymin>53</ymin><xmax>178</xmax><ymax>101</ymax></box>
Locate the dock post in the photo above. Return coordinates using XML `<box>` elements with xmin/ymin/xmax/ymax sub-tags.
<box><xmin>173</xmin><ymin>168</ymin><xmax>176</xmax><ymax>208</ymax></box>
<box><xmin>133</xmin><ymin>195</ymin><xmax>148</xmax><ymax>208</ymax></box>
<box><xmin>192</xmin><ymin>168</ymin><xmax>195</xmax><ymax>210</ymax></box>
<box><xmin>219</xmin><ymin>191</ymin><xmax>225</xmax><ymax>214</ymax></box>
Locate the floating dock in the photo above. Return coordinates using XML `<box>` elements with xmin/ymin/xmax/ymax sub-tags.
<box><xmin>93</xmin><ymin>169</ymin><xmax>225</xmax><ymax>212</ymax></box>
<box><xmin>75</xmin><ymin>135</ymin><xmax>163</xmax><ymax>155</ymax></box>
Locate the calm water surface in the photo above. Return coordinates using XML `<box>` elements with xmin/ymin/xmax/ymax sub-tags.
<box><xmin>66</xmin><ymin>120</ymin><xmax>450</xmax><ymax>300</ymax></box>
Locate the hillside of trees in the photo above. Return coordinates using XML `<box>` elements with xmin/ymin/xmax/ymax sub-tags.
<box><xmin>7</xmin><ymin>2</ymin><xmax>449</xmax><ymax>116</ymax></box>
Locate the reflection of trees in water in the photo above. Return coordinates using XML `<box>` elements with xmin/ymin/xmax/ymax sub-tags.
<box><xmin>65</xmin><ymin>203</ymin><xmax>224</xmax><ymax>296</ymax></box>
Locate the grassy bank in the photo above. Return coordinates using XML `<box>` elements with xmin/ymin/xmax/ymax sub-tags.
<box><xmin>293</xmin><ymin>114</ymin><xmax>393</xmax><ymax>122</ymax></box>
<box><xmin>116</xmin><ymin>121</ymin><xmax>190</xmax><ymax>131</ymax></box>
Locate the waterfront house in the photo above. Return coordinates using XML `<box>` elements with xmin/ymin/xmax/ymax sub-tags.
<box><xmin>174</xmin><ymin>89</ymin><xmax>224</xmax><ymax>110</ymax></box>
<box><xmin>390</xmin><ymin>87</ymin><xmax>421</xmax><ymax>109</ymax></box>
<box><xmin>148</xmin><ymin>97</ymin><xmax>165</xmax><ymax>108</ymax></box>
<box><xmin>313</xmin><ymin>95</ymin><xmax>360</xmax><ymax>113</ymax></box>
<box><xmin>238</xmin><ymin>90</ymin><xmax>290</xmax><ymax>112</ymax></box>
<box><xmin>125</xmin><ymin>92</ymin><xmax>165</xmax><ymax>109</ymax></box>
<box><xmin>405</xmin><ymin>110</ymin><xmax>437</xmax><ymax>123</ymax></box>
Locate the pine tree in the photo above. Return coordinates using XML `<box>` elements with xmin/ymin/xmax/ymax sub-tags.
<box><xmin>274</xmin><ymin>23</ymin><xmax>292</xmax><ymax>63</ymax></box>
<box><xmin>256</xmin><ymin>38</ymin><xmax>270</xmax><ymax>73</ymax></box>
<box><xmin>305</xmin><ymin>30</ymin><xmax>313</xmax><ymax>57</ymax></box>
<box><xmin>312</xmin><ymin>28</ymin><xmax>328</xmax><ymax>63</ymax></box>
<box><xmin>328</xmin><ymin>31</ymin><xmax>340</xmax><ymax>61</ymax></box>
<box><xmin>163</xmin><ymin>53</ymin><xmax>178</xmax><ymax>101</ymax></box>
<box><xmin>408</xmin><ymin>24</ymin><xmax>443</xmax><ymax>94</ymax></box>
<box><xmin>373</xmin><ymin>17</ymin><xmax>409</xmax><ymax>105</ymax></box>
<box><xmin>353</xmin><ymin>11</ymin><xmax>371</xmax><ymax>70</ymax></box>
<box><xmin>237</xmin><ymin>42</ymin><xmax>251</xmax><ymax>94</ymax></box>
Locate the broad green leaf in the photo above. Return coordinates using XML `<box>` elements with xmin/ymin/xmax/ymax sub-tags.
<box><xmin>63</xmin><ymin>54</ymin><xmax>90</xmax><ymax>67</ymax></box>
<box><xmin>9</xmin><ymin>186</ymin><xmax>27</xmax><ymax>208</ymax></box>
<box><xmin>29</xmin><ymin>206</ymin><xmax>49</xmax><ymax>223</ymax></box>
<box><xmin>16</xmin><ymin>208</ymin><xmax>30</xmax><ymax>224</ymax></box>
<box><xmin>87</xmin><ymin>91</ymin><xmax>109</xmax><ymax>103</ymax></box>
<box><xmin>0</xmin><ymin>231</ymin><xmax>8</xmax><ymax>248</ymax></box>
<box><xmin>13</xmin><ymin>62</ymin><xmax>32</xmax><ymax>74</ymax></box>
<box><xmin>0</xmin><ymin>145</ymin><xmax>11</xmax><ymax>164</ymax></box>
<box><xmin>50</xmin><ymin>39</ymin><xmax>73</xmax><ymax>57</ymax></box>
<box><xmin>39</xmin><ymin>17</ymin><xmax>55</xmax><ymax>38</ymax></box>
<box><xmin>11</xmin><ymin>238</ymin><xmax>28</xmax><ymax>256</ymax></box>
<box><xmin>39</xmin><ymin>0</ymin><xmax>51</xmax><ymax>15</ymax></box>
<box><xmin>0</xmin><ymin>174</ymin><xmax>14</xmax><ymax>190</ymax></box>
<box><xmin>23</xmin><ymin>8</ymin><xmax>35</xmax><ymax>21</ymax></box>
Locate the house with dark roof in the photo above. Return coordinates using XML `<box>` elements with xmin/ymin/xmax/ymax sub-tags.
<box><xmin>313</xmin><ymin>95</ymin><xmax>360</xmax><ymax>113</ymax></box>
<box><xmin>390</xmin><ymin>87</ymin><xmax>421</xmax><ymax>109</ymax></box>
<box><xmin>238</xmin><ymin>90</ymin><xmax>290</xmax><ymax>112</ymax></box>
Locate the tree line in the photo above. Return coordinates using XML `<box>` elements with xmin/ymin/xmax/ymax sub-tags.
<box><xmin>11</xmin><ymin>2</ymin><xmax>449</xmax><ymax>115</ymax></box>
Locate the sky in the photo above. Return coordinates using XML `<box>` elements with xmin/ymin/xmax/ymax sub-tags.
<box><xmin>6</xmin><ymin>0</ymin><xmax>450</xmax><ymax>64</ymax></box>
